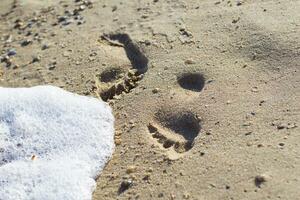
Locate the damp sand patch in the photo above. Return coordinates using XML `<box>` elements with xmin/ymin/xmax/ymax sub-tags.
<box><xmin>0</xmin><ymin>86</ymin><xmax>114</xmax><ymax>200</ymax></box>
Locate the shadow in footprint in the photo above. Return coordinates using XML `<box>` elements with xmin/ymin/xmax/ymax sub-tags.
<box><xmin>101</xmin><ymin>33</ymin><xmax>148</xmax><ymax>74</ymax></box>
<box><xmin>177</xmin><ymin>73</ymin><xmax>205</xmax><ymax>92</ymax></box>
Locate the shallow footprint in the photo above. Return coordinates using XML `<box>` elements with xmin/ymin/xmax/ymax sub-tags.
<box><xmin>147</xmin><ymin>109</ymin><xmax>201</xmax><ymax>159</ymax></box>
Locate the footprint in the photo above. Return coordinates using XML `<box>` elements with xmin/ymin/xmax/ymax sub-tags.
<box><xmin>147</xmin><ymin>108</ymin><xmax>201</xmax><ymax>159</ymax></box>
<box><xmin>177</xmin><ymin>72</ymin><xmax>205</xmax><ymax>92</ymax></box>
<box><xmin>95</xmin><ymin>33</ymin><xmax>148</xmax><ymax>102</ymax></box>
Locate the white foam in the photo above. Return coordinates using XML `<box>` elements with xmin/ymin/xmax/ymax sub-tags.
<box><xmin>0</xmin><ymin>86</ymin><xmax>115</xmax><ymax>200</ymax></box>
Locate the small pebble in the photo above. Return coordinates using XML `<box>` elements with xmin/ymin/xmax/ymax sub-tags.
<box><xmin>79</xmin><ymin>5</ymin><xmax>86</xmax><ymax>11</ymax></box>
<box><xmin>32</xmin><ymin>55</ymin><xmax>41</xmax><ymax>63</ymax></box>
<box><xmin>277</xmin><ymin>124</ymin><xmax>286</xmax><ymax>130</ymax></box>
<box><xmin>147</xmin><ymin>167</ymin><xmax>153</xmax><ymax>172</ymax></box>
<box><xmin>232</xmin><ymin>17</ymin><xmax>240</xmax><ymax>24</ymax></box>
<box><xmin>251</xmin><ymin>87</ymin><xmax>258</xmax><ymax>92</ymax></box>
<box><xmin>278</xmin><ymin>142</ymin><xmax>285</xmax><ymax>147</ymax></box>
<box><xmin>184</xmin><ymin>59</ymin><xmax>195</xmax><ymax>64</ymax></box>
<box><xmin>7</xmin><ymin>49</ymin><xmax>17</xmax><ymax>56</ymax></box>
<box><xmin>126</xmin><ymin>166</ymin><xmax>137</xmax><ymax>174</ymax></box>
<box><xmin>112</xmin><ymin>5</ymin><xmax>117</xmax><ymax>12</ymax></box>
<box><xmin>118</xmin><ymin>179</ymin><xmax>133</xmax><ymax>194</ymax></box>
<box><xmin>254</xmin><ymin>174</ymin><xmax>268</xmax><ymax>188</ymax></box>
<box><xmin>237</xmin><ymin>0</ymin><xmax>243</xmax><ymax>6</ymax></box>
<box><xmin>12</xmin><ymin>64</ymin><xmax>19</xmax><ymax>69</ymax></box>
<box><xmin>5</xmin><ymin>35</ymin><xmax>13</xmax><ymax>43</ymax></box>
<box><xmin>143</xmin><ymin>174</ymin><xmax>150</xmax><ymax>181</ymax></box>
<box><xmin>21</xmin><ymin>39</ymin><xmax>33</xmax><ymax>46</ymax></box>
<box><xmin>58</xmin><ymin>16</ymin><xmax>68</xmax><ymax>22</ymax></box>
<box><xmin>152</xmin><ymin>88</ymin><xmax>160</xmax><ymax>94</ymax></box>
<box><xmin>257</xmin><ymin>143</ymin><xmax>263</xmax><ymax>148</ymax></box>
<box><xmin>42</xmin><ymin>44</ymin><xmax>50</xmax><ymax>50</ymax></box>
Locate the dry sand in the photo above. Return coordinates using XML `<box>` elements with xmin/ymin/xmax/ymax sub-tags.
<box><xmin>1</xmin><ymin>0</ymin><xmax>300</xmax><ymax>199</ymax></box>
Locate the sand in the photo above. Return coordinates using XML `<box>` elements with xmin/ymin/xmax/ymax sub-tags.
<box><xmin>0</xmin><ymin>0</ymin><xmax>299</xmax><ymax>199</ymax></box>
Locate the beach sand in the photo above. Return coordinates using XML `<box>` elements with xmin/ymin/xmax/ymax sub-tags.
<box><xmin>1</xmin><ymin>0</ymin><xmax>300</xmax><ymax>199</ymax></box>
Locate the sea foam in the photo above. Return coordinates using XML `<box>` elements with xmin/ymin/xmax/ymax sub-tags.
<box><xmin>0</xmin><ymin>86</ymin><xmax>115</xmax><ymax>200</ymax></box>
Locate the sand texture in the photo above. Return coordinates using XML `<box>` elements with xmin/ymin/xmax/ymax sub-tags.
<box><xmin>0</xmin><ymin>0</ymin><xmax>300</xmax><ymax>199</ymax></box>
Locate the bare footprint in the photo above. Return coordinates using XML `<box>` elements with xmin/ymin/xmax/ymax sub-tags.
<box><xmin>147</xmin><ymin>109</ymin><xmax>201</xmax><ymax>159</ymax></box>
<box><xmin>95</xmin><ymin>33</ymin><xmax>148</xmax><ymax>101</ymax></box>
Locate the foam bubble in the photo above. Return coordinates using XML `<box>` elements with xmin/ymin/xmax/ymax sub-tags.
<box><xmin>0</xmin><ymin>86</ymin><xmax>115</xmax><ymax>200</ymax></box>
